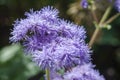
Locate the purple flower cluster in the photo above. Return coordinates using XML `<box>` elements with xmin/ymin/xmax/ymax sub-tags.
<box><xmin>51</xmin><ymin>64</ymin><xmax>105</xmax><ymax>80</ymax></box>
<box><xmin>63</xmin><ymin>64</ymin><xmax>105</xmax><ymax>80</ymax></box>
<box><xmin>115</xmin><ymin>0</ymin><xmax>120</xmax><ymax>12</ymax></box>
<box><xmin>80</xmin><ymin>0</ymin><xmax>120</xmax><ymax>12</ymax></box>
<box><xmin>80</xmin><ymin>0</ymin><xmax>88</xmax><ymax>8</ymax></box>
<box><xmin>32</xmin><ymin>37</ymin><xmax>91</xmax><ymax>70</ymax></box>
<box><xmin>10</xmin><ymin>6</ymin><xmax>90</xmax><ymax>70</ymax></box>
<box><xmin>10</xmin><ymin>6</ymin><xmax>105</xmax><ymax>80</ymax></box>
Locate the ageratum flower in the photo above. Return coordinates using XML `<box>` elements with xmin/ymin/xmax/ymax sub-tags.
<box><xmin>32</xmin><ymin>37</ymin><xmax>91</xmax><ymax>70</ymax></box>
<box><xmin>10</xmin><ymin>6</ymin><xmax>59</xmax><ymax>43</ymax></box>
<box><xmin>80</xmin><ymin>0</ymin><xmax>88</xmax><ymax>8</ymax></box>
<box><xmin>10</xmin><ymin>6</ymin><xmax>91</xmax><ymax>70</ymax></box>
<box><xmin>10</xmin><ymin>6</ymin><xmax>61</xmax><ymax>52</ymax></box>
<box><xmin>115</xmin><ymin>0</ymin><xmax>120</xmax><ymax>12</ymax></box>
<box><xmin>63</xmin><ymin>64</ymin><xmax>105</xmax><ymax>80</ymax></box>
<box><xmin>58</xmin><ymin>20</ymin><xmax>86</xmax><ymax>40</ymax></box>
<box><xmin>10</xmin><ymin>6</ymin><xmax>86</xmax><ymax>52</ymax></box>
<box><xmin>81</xmin><ymin>0</ymin><xmax>120</xmax><ymax>12</ymax></box>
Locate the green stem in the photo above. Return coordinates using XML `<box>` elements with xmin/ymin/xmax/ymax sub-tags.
<box><xmin>99</xmin><ymin>6</ymin><xmax>112</xmax><ymax>25</ymax></box>
<box><xmin>89</xmin><ymin>27</ymin><xmax>100</xmax><ymax>47</ymax></box>
<box><xmin>89</xmin><ymin>7</ymin><xmax>112</xmax><ymax>47</ymax></box>
<box><xmin>104</xmin><ymin>13</ymin><xmax>120</xmax><ymax>24</ymax></box>
<box><xmin>91</xmin><ymin>10</ymin><xmax>98</xmax><ymax>23</ymax></box>
<box><xmin>46</xmin><ymin>68</ymin><xmax>50</xmax><ymax>80</ymax></box>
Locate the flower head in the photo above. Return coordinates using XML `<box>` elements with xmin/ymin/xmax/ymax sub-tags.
<box><xmin>63</xmin><ymin>64</ymin><xmax>105</xmax><ymax>80</ymax></box>
<box><xmin>58</xmin><ymin>20</ymin><xmax>86</xmax><ymax>40</ymax></box>
<box><xmin>81</xmin><ymin>0</ymin><xmax>88</xmax><ymax>8</ymax></box>
<box><xmin>115</xmin><ymin>0</ymin><xmax>120</xmax><ymax>12</ymax></box>
<box><xmin>32</xmin><ymin>37</ymin><xmax>91</xmax><ymax>70</ymax></box>
<box><xmin>10</xmin><ymin>6</ymin><xmax>59</xmax><ymax>43</ymax></box>
<box><xmin>10</xmin><ymin>6</ymin><xmax>91</xmax><ymax>70</ymax></box>
<box><xmin>10</xmin><ymin>6</ymin><xmax>106</xmax><ymax>80</ymax></box>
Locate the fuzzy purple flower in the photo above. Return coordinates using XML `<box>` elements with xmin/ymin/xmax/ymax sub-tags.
<box><xmin>63</xmin><ymin>63</ymin><xmax>105</xmax><ymax>80</ymax></box>
<box><xmin>58</xmin><ymin>20</ymin><xmax>86</xmax><ymax>40</ymax></box>
<box><xmin>10</xmin><ymin>6</ymin><xmax>86</xmax><ymax>53</ymax></box>
<box><xmin>81</xmin><ymin>0</ymin><xmax>88</xmax><ymax>8</ymax></box>
<box><xmin>10</xmin><ymin>6</ymin><xmax>106</xmax><ymax>80</ymax></box>
<box><xmin>32</xmin><ymin>37</ymin><xmax>91</xmax><ymax>70</ymax></box>
<box><xmin>115</xmin><ymin>0</ymin><xmax>120</xmax><ymax>12</ymax></box>
<box><xmin>10</xmin><ymin>6</ymin><xmax>59</xmax><ymax>43</ymax></box>
<box><xmin>10</xmin><ymin>6</ymin><xmax>91</xmax><ymax>70</ymax></box>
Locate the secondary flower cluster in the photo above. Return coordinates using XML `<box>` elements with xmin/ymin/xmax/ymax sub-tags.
<box><xmin>81</xmin><ymin>0</ymin><xmax>88</xmax><ymax>8</ymax></box>
<box><xmin>115</xmin><ymin>0</ymin><xmax>120</xmax><ymax>12</ymax></box>
<box><xmin>10</xmin><ymin>6</ymin><xmax>105</xmax><ymax>80</ymax></box>
<box><xmin>81</xmin><ymin>0</ymin><xmax>120</xmax><ymax>12</ymax></box>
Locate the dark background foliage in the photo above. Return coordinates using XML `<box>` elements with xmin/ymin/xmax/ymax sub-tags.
<box><xmin>0</xmin><ymin>0</ymin><xmax>120</xmax><ymax>80</ymax></box>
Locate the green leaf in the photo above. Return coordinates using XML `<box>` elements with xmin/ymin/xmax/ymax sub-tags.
<box><xmin>0</xmin><ymin>44</ymin><xmax>40</xmax><ymax>80</ymax></box>
<box><xmin>0</xmin><ymin>44</ymin><xmax>20</xmax><ymax>63</ymax></box>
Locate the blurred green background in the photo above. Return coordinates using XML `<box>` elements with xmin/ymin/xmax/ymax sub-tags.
<box><xmin>0</xmin><ymin>0</ymin><xmax>120</xmax><ymax>80</ymax></box>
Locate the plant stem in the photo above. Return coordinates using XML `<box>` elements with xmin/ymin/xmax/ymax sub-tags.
<box><xmin>89</xmin><ymin>7</ymin><xmax>112</xmax><ymax>47</ymax></box>
<box><xmin>89</xmin><ymin>27</ymin><xmax>100</xmax><ymax>47</ymax></box>
<box><xmin>91</xmin><ymin>10</ymin><xmax>98</xmax><ymax>23</ymax></box>
<box><xmin>99</xmin><ymin>7</ymin><xmax>112</xmax><ymax>25</ymax></box>
<box><xmin>46</xmin><ymin>68</ymin><xmax>50</xmax><ymax>80</ymax></box>
<box><xmin>104</xmin><ymin>13</ymin><xmax>120</xmax><ymax>24</ymax></box>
